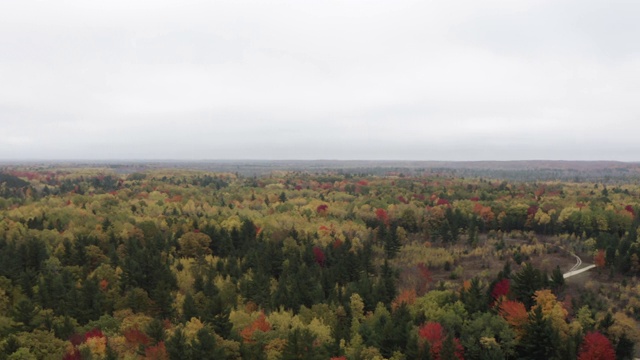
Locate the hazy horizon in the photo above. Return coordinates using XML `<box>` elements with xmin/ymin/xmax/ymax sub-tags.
<box><xmin>1</xmin><ymin>158</ymin><xmax>638</xmax><ymax>164</ymax></box>
<box><xmin>2</xmin><ymin>0</ymin><xmax>639</xmax><ymax>161</ymax></box>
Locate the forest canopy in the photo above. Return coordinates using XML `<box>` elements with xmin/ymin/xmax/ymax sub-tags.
<box><xmin>0</xmin><ymin>165</ymin><xmax>639</xmax><ymax>359</ymax></box>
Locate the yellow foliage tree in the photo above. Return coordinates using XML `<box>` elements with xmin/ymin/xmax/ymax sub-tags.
<box><xmin>532</xmin><ymin>290</ymin><xmax>569</xmax><ymax>339</ymax></box>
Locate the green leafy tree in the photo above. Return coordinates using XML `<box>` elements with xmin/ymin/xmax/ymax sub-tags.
<box><xmin>461</xmin><ymin>312</ymin><xmax>516</xmax><ymax>360</ymax></box>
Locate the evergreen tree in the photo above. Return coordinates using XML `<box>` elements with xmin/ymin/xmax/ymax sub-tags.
<box><xmin>551</xmin><ymin>265</ymin><xmax>565</xmax><ymax>290</ymax></box>
<box><xmin>105</xmin><ymin>342</ymin><xmax>119</xmax><ymax>360</ymax></box>
<box><xmin>166</xmin><ymin>329</ymin><xmax>189</xmax><ymax>360</ymax></box>
<box><xmin>282</xmin><ymin>328</ymin><xmax>328</xmax><ymax>360</ymax></box>
<box><xmin>190</xmin><ymin>328</ymin><xmax>224</xmax><ymax>360</ymax></box>
<box><xmin>2</xmin><ymin>335</ymin><xmax>20</xmax><ymax>358</ymax></box>
<box><xmin>384</xmin><ymin>224</ymin><xmax>401</xmax><ymax>258</ymax></box>
<box><xmin>78</xmin><ymin>277</ymin><xmax>105</xmax><ymax>324</ymax></box>
<box><xmin>559</xmin><ymin>332</ymin><xmax>580</xmax><ymax>360</ymax></box>
<box><xmin>151</xmin><ymin>281</ymin><xmax>175</xmax><ymax>319</ymax></box>
<box><xmin>598</xmin><ymin>312</ymin><xmax>614</xmax><ymax>333</ymax></box>
<box><xmin>406</xmin><ymin>332</ymin><xmax>432</xmax><ymax>360</ymax></box>
<box><xmin>615</xmin><ymin>334</ymin><xmax>635</xmax><ymax>360</ymax></box>
<box><xmin>499</xmin><ymin>261</ymin><xmax>512</xmax><ymax>280</ymax></box>
<box><xmin>512</xmin><ymin>263</ymin><xmax>546</xmax><ymax>308</ymax></box>
<box><xmin>376</xmin><ymin>260</ymin><xmax>397</xmax><ymax>306</ymax></box>
<box><xmin>53</xmin><ymin>316</ymin><xmax>76</xmax><ymax>340</ymax></box>
<box><xmin>145</xmin><ymin>318</ymin><xmax>166</xmax><ymax>345</ymax></box>
<box><xmin>240</xmin><ymin>342</ymin><xmax>267</xmax><ymax>360</ymax></box>
<box><xmin>240</xmin><ymin>269</ymin><xmax>271</xmax><ymax>309</ymax></box>
<box><xmin>462</xmin><ymin>277</ymin><xmax>487</xmax><ymax>314</ymax></box>
<box><xmin>212</xmin><ymin>308</ymin><xmax>233</xmax><ymax>339</ymax></box>
<box><xmin>12</xmin><ymin>298</ymin><xmax>38</xmax><ymax>330</ymax></box>
<box><xmin>332</xmin><ymin>305</ymin><xmax>351</xmax><ymax>345</ymax></box>
<box><xmin>182</xmin><ymin>293</ymin><xmax>199</xmax><ymax>321</ymax></box>
<box><xmin>379</xmin><ymin>303</ymin><xmax>412</xmax><ymax>357</ymax></box>
<box><xmin>517</xmin><ymin>306</ymin><xmax>560</xmax><ymax>360</ymax></box>
<box><xmin>193</xmin><ymin>274</ymin><xmax>205</xmax><ymax>294</ymax></box>
<box><xmin>440</xmin><ymin>333</ymin><xmax>459</xmax><ymax>360</ymax></box>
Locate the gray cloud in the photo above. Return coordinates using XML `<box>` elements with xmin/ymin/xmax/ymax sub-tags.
<box><xmin>1</xmin><ymin>0</ymin><xmax>639</xmax><ymax>161</ymax></box>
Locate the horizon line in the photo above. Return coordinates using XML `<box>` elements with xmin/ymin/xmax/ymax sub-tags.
<box><xmin>1</xmin><ymin>159</ymin><xmax>639</xmax><ymax>163</ymax></box>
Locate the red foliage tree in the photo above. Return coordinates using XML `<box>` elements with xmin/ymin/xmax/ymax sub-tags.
<box><xmin>376</xmin><ymin>208</ymin><xmax>389</xmax><ymax>224</ymax></box>
<box><xmin>436</xmin><ymin>198</ymin><xmax>450</xmax><ymax>206</ymax></box>
<box><xmin>313</xmin><ymin>246</ymin><xmax>325</xmax><ymax>267</ymax></box>
<box><xmin>84</xmin><ymin>328</ymin><xmax>105</xmax><ymax>340</ymax></box>
<box><xmin>124</xmin><ymin>328</ymin><xmax>150</xmax><ymax>347</ymax></box>
<box><xmin>418</xmin><ymin>322</ymin><xmax>464</xmax><ymax>360</ymax></box>
<box><xmin>490</xmin><ymin>279</ymin><xmax>510</xmax><ymax>305</ymax></box>
<box><xmin>65</xmin><ymin>328</ymin><xmax>108</xmax><ymax>360</ymax></box>
<box><xmin>69</xmin><ymin>334</ymin><xmax>85</xmax><ymax>347</ymax></box>
<box><xmin>578</xmin><ymin>332</ymin><xmax>616</xmax><ymax>360</ymax></box>
<box><xmin>63</xmin><ymin>349</ymin><xmax>82</xmax><ymax>360</ymax></box>
<box><xmin>419</xmin><ymin>322</ymin><xmax>444</xmax><ymax>344</ymax></box>
<box><xmin>146</xmin><ymin>341</ymin><xmax>169</xmax><ymax>360</ymax></box>
<box><xmin>594</xmin><ymin>250</ymin><xmax>606</xmax><ymax>268</ymax></box>
<box><xmin>446</xmin><ymin>338</ymin><xmax>465</xmax><ymax>360</ymax></box>
<box><xmin>316</xmin><ymin>204</ymin><xmax>329</xmax><ymax>215</ymax></box>
<box><xmin>624</xmin><ymin>205</ymin><xmax>635</xmax><ymax>216</ymax></box>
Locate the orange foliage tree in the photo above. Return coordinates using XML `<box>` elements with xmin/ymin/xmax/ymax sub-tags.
<box><xmin>391</xmin><ymin>289</ymin><xmax>417</xmax><ymax>310</ymax></box>
<box><xmin>240</xmin><ymin>312</ymin><xmax>271</xmax><ymax>343</ymax></box>
<box><xmin>499</xmin><ymin>300</ymin><xmax>528</xmax><ymax>337</ymax></box>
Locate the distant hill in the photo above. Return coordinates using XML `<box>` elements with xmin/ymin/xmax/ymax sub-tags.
<box><xmin>2</xmin><ymin>160</ymin><xmax>640</xmax><ymax>181</ymax></box>
<box><xmin>141</xmin><ymin>160</ymin><xmax>640</xmax><ymax>180</ymax></box>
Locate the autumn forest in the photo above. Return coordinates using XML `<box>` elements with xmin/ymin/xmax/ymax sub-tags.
<box><xmin>0</xmin><ymin>164</ymin><xmax>639</xmax><ymax>360</ymax></box>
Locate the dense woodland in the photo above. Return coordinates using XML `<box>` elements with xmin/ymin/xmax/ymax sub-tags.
<box><xmin>0</xmin><ymin>167</ymin><xmax>639</xmax><ymax>359</ymax></box>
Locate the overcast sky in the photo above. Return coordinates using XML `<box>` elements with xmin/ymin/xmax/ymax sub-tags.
<box><xmin>1</xmin><ymin>0</ymin><xmax>639</xmax><ymax>161</ymax></box>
